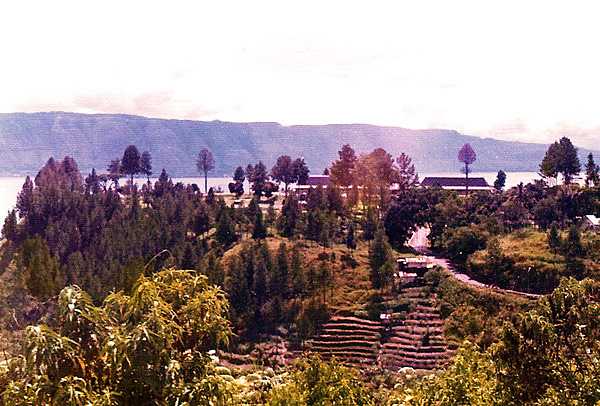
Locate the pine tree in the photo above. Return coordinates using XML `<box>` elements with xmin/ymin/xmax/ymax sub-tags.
<box><xmin>270</xmin><ymin>242</ymin><xmax>289</xmax><ymax>299</ymax></box>
<box><xmin>369</xmin><ymin>228</ymin><xmax>392</xmax><ymax>290</ymax></box>
<box><xmin>290</xmin><ymin>244</ymin><xmax>305</xmax><ymax>297</ymax></box>
<box><xmin>20</xmin><ymin>237</ymin><xmax>63</xmax><ymax>299</ymax></box>
<box><xmin>346</xmin><ymin>222</ymin><xmax>356</xmax><ymax>250</ymax></box>
<box><xmin>585</xmin><ymin>153</ymin><xmax>600</xmax><ymax>187</ymax></box>
<box><xmin>253</xmin><ymin>256</ymin><xmax>268</xmax><ymax>305</ymax></box>
<box><xmin>216</xmin><ymin>208</ymin><xmax>236</xmax><ymax>247</ymax></box>
<box><xmin>547</xmin><ymin>223</ymin><xmax>561</xmax><ymax>254</ymax></box>
<box><xmin>2</xmin><ymin>209</ymin><xmax>18</xmax><ymax>242</ymax></box>
<box><xmin>252</xmin><ymin>208</ymin><xmax>267</xmax><ymax>239</ymax></box>
<box><xmin>278</xmin><ymin>195</ymin><xmax>299</xmax><ymax>237</ymax></box>
<box><xmin>225</xmin><ymin>256</ymin><xmax>251</xmax><ymax>315</ymax></box>
<box><xmin>363</xmin><ymin>206</ymin><xmax>378</xmax><ymax>241</ymax></box>
<box><xmin>181</xmin><ymin>243</ymin><xmax>196</xmax><ymax>269</ymax></box>
<box><xmin>564</xmin><ymin>225</ymin><xmax>583</xmax><ymax>258</ymax></box>
<box><xmin>494</xmin><ymin>170</ymin><xmax>507</xmax><ymax>191</ymax></box>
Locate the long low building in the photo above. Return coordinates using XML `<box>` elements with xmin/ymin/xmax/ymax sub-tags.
<box><xmin>420</xmin><ymin>177</ymin><xmax>493</xmax><ymax>193</ymax></box>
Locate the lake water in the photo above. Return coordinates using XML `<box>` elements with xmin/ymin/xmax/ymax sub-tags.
<box><xmin>0</xmin><ymin>172</ymin><xmax>542</xmax><ymax>225</ymax></box>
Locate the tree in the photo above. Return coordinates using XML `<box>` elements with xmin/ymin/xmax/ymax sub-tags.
<box><xmin>16</xmin><ymin>176</ymin><xmax>34</xmax><ymax>217</ymax></box>
<box><xmin>215</xmin><ymin>208</ymin><xmax>236</xmax><ymax>247</ymax></box>
<box><xmin>585</xmin><ymin>152</ymin><xmax>599</xmax><ymax>187</ymax></box>
<box><xmin>494</xmin><ymin>170</ymin><xmax>507</xmax><ymax>191</ymax></box>
<box><xmin>346</xmin><ymin>222</ymin><xmax>356</xmax><ymax>250</ymax></box>
<box><xmin>271</xmin><ymin>155</ymin><xmax>296</xmax><ymax>195</ymax></box>
<box><xmin>252</xmin><ymin>208</ymin><xmax>267</xmax><ymax>239</ymax></box>
<box><xmin>547</xmin><ymin>223</ymin><xmax>561</xmax><ymax>253</ymax></box>
<box><xmin>196</xmin><ymin>148</ymin><xmax>215</xmax><ymax>193</ymax></box>
<box><xmin>329</xmin><ymin>144</ymin><xmax>357</xmax><ymax>187</ymax></box>
<box><xmin>558</xmin><ymin>137</ymin><xmax>581</xmax><ymax>184</ymax></box>
<box><xmin>293</xmin><ymin>157</ymin><xmax>310</xmax><ymax>185</ymax></box>
<box><xmin>2</xmin><ymin>209</ymin><xmax>18</xmax><ymax>242</ymax></box>
<box><xmin>140</xmin><ymin>151</ymin><xmax>152</xmax><ymax>183</ymax></box>
<box><xmin>20</xmin><ymin>236</ymin><xmax>63</xmax><ymax>299</ymax></box>
<box><xmin>368</xmin><ymin>228</ymin><xmax>392</xmax><ymax>290</ymax></box>
<box><xmin>121</xmin><ymin>145</ymin><xmax>141</xmax><ymax>186</ymax></box>
<box><xmin>396</xmin><ymin>152</ymin><xmax>419</xmax><ymax>191</ymax></box>
<box><xmin>458</xmin><ymin>143</ymin><xmax>476</xmax><ymax>195</ymax></box>
<box><xmin>290</xmin><ymin>244</ymin><xmax>305</xmax><ymax>297</ymax></box>
<box><xmin>278</xmin><ymin>195</ymin><xmax>299</xmax><ymax>238</ymax></box>
<box><xmin>233</xmin><ymin>166</ymin><xmax>245</xmax><ymax>183</ymax></box>
<box><xmin>540</xmin><ymin>137</ymin><xmax>581</xmax><ymax>184</ymax></box>
<box><xmin>270</xmin><ymin>242</ymin><xmax>289</xmax><ymax>299</ymax></box>
<box><xmin>248</xmin><ymin>161</ymin><xmax>268</xmax><ymax>196</ymax></box>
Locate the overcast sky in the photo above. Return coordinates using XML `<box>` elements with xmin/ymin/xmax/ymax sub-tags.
<box><xmin>2</xmin><ymin>1</ymin><xmax>600</xmax><ymax>147</ymax></box>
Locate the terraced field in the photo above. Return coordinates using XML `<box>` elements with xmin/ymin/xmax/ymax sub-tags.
<box><xmin>307</xmin><ymin>280</ymin><xmax>456</xmax><ymax>372</ymax></box>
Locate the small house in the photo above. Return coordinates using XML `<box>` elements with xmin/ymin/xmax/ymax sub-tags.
<box><xmin>582</xmin><ymin>215</ymin><xmax>600</xmax><ymax>231</ymax></box>
<box><xmin>420</xmin><ymin>177</ymin><xmax>493</xmax><ymax>194</ymax></box>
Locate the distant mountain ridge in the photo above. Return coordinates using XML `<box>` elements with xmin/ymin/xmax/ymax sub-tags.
<box><xmin>0</xmin><ymin>111</ymin><xmax>595</xmax><ymax>177</ymax></box>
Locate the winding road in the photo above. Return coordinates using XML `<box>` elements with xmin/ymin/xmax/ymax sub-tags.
<box><xmin>408</xmin><ymin>227</ymin><xmax>541</xmax><ymax>299</ymax></box>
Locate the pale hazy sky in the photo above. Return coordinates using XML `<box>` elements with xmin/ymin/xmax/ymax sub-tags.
<box><xmin>2</xmin><ymin>1</ymin><xmax>600</xmax><ymax>147</ymax></box>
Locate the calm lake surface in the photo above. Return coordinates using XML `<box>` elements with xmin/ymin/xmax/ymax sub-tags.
<box><xmin>0</xmin><ymin>172</ymin><xmax>542</xmax><ymax>225</ymax></box>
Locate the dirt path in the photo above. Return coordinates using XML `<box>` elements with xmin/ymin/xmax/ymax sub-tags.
<box><xmin>408</xmin><ymin>227</ymin><xmax>541</xmax><ymax>299</ymax></box>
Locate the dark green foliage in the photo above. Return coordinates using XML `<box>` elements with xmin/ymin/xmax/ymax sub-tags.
<box><xmin>585</xmin><ymin>152</ymin><xmax>600</xmax><ymax>187</ymax></box>
<box><xmin>16</xmin><ymin>176</ymin><xmax>34</xmax><ymax>216</ymax></box>
<box><xmin>368</xmin><ymin>228</ymin><xmax>393</xmax><ymax>290</ymax></box>
<box><xmin>216</xmin><ymin>208</ymin><xmax>237</xmax><ymax>247</ymax></box>
<box><xmin>345</xmin><ymin>222</ymin><xmax>356</xmax><ymax>250</ymax></box>
<box><xmin>362</xmin><ymin>206</ymin><xmax>378</xmax><ymax>241</ymax></box>
<box><xmin>252</xmin><ymin>208</ymin><xmax>267</xmax><ymax>239</ymax></box>
<box><xmin>20</xmin><ymin>237</ymin><xmax>63</xmax><ymax>299</ymax></box>
<box><xmin>383</xmin><ymin>193</ymin><xmax>425</xmax><ymax>247</ymax></box>
<box><xmin>248</xmin><ymin>161</ymin><xmax>268</xmax><ymax>196</ymax></box>
<box><xmin>140</xmin><ymin>150</ymin><xmax>152</xmax><ymax>182</ymax></box>
<box><xmin>329</xmin><ymin>144</ymin><xmax>357</xmax><ymax>187</ymax></box>
<box><xmin>443</xmin><ymin>225</ymin><xmax>488</xmax><ymax>263</ymax></box>
<box><xmin>233</xmin><ymin>165</ymin><xmax>245</xmax><ymax>183</ymax></box>
<box><xmin>290</xmin><ymin>244</ymin><xmax>305</xmax><ymax>297</ymax></box>
<box><xmin>270</xmin><ymin>242</ymin><xmax>289</xmax><ymax>299</ymax></box>
<box><xmin>121</xmin><ymin>144</ymin><xmax>141</xmax><ymax>185</ymax></box>
<box><xmin>540</xmin><ymin>137</ymin><xmax>581</xmax><ymax>184</ymax></box>
<box><xmin>292</xmin><ymin>157</ymin><xmax>310</xmax><ymax>185</ymax></box>
<box><xmin>494</xmin><ymin>170</ymin><xmax>507</xmax><ymax>191</ymax></box>
<box><xmin>2</xmin><ymin>209</ymin><xmax>18</xmax><ymax>242</ymax></box>
<box><xmin>278</xmin><ymin>195</ymin><xmax>299</xmax><ymax>238</ymax></box>
<box><xmin>547</xmin><ymin>223</ymin><xmax>561</xmax><ymax>253</ymax></box>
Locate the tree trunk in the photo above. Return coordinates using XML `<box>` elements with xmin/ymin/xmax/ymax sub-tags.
<box><xmin>204</xmin><ymin>172</ymin><xmax>208</xmax><ymax>193</ymax></box>
<box><xmin>465</xmin><ymin>163</ymin><xmax>469</xmax><ymax>196</ymax></box>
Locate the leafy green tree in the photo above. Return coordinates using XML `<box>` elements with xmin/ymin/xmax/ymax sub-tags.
<box><xmin>121</xmin><ymin>145</ymin><xmax>141</xmax><ymax>186</ymax></box>
<box><xmin>585</xmin><ymin>152</ymin><xmax>599</xmax><ymax>187</ymax></box>
<box><xmin>0</xmin><ymin>270</ymin><xmax>234</xmax><ymax>405</ymax></box>
<box><xmin>268</xmin><ymin>355</ymin><xmax>374</xmax><ymax>405</ymax></box>
<box><xmin>196</xmin><ymin>148</ymin><xmax>215</xmax><ymax>193</ymax></box>
<box><xmin>443</xmin><ymin>225</ymin><xmax>487</xmax><ymax>263</ymax></box>
<box><xmin>494</xmin><ymin>170</ymin><xmax>507</xmax><ymax>191</ymax></box>
<box><xmin>540</xmin><ymin>137</ymin><xmax>581</xmax><ymax>184</ymax></box>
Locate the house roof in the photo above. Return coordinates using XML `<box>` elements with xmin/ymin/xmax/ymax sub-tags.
<box><xmin>421</xmin><ymin>177</ymin><xmax>491</xmax><ymax>188</ymax></box>
<box><xmin>585</xmin><ymin>214</ymin><xmax>600</xmax><ymax>226</ymax></box>
<box><xmin>306</xmin><ymin>175</ymin><xmax>330</xmax><ymax>186</ymax></box>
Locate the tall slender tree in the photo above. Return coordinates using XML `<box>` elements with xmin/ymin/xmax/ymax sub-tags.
<box><xmin>196</xmin><ymin>148</ymin><xmax>215</xmax><ymax>193</ymax></box>
<box><xmin>140</xmin><ymin>151</ymin><xmax>153</xmax><ymax>183</ymax></box>
<box><xmin>585</xmin><ymin>153</ymin><xmax>599</xmax><ymax>187</ymax></box>
<box><xmin>458</xmin><ymin>143</ymin><xmax>476</xmax><ymax>195</ymax></box>
<box><xmin>330</xmin><ymin>144</ymin><xmax>357</xmax><ymax>187</ymax></box>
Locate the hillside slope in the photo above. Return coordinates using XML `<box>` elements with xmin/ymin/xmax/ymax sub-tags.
<box><xmin>0</xmin><ymin>111</ymin><xmax>595</xmax><ymax>176</ymax></box>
